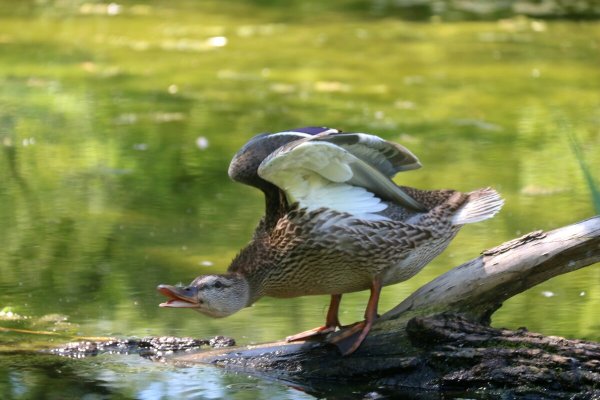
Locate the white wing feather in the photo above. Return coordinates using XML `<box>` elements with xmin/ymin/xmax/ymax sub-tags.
<box><xmin>258</xmin><ymin>141</ymin><xmax>415</xmax><ymax>220</ymax></box>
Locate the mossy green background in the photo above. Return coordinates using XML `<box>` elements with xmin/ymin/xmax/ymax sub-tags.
<box><xmin>0</xmin><ymin>1</ymin><xmax>599</xmax><ymax>398</ymax></box>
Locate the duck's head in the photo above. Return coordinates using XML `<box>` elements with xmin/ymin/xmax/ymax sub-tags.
<box><xmin>157</xmin><ymin>274</ymin><xmax>250</xmax><ymax>318</ymax></box>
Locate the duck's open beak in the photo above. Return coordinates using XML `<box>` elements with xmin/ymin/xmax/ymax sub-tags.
<box><xmin>157</xmin><ymin>284</ymin><xmax>200</xmax><ymax>308</ymax></box>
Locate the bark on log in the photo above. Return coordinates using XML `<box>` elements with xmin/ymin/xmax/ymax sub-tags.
<box><xmin>175</xmin><ymin>216</ymin><xmax>600</xmax><ymax>398</ymax></box>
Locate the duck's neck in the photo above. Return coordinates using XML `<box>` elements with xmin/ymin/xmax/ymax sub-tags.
<box><xmin>227</xmin><ymin>233</ymin><xmax>274</xmax><ymax>306</ymax></box>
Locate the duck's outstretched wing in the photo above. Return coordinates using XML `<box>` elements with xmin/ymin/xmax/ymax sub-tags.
<box><xmin>257</xmin><ymin>136</ymin><xmax>424</xmax><ymax>220</ymax></box>
<box><xmin>314</xmin><ymin>133</ymin><xmax>421</xmax><ymax>177</ymax></box>
<box><xmin>229</xmin><ymin>127</ymin><xmax>420</xmax><ymax>188</ymax></box>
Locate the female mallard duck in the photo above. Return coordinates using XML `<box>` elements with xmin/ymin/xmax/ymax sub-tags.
<box><xmin>157</xmin><ymin>127</ymin><xmax>503</xmax><ymax>355</ymax></box>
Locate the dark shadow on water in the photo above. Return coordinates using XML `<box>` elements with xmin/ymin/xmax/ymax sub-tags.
<box><xmin>231</xmin><ymin>0</ymin><xmax>600</xmax><ymax>20</ymax></box>
<box><xmin>2</xmin><ymin>0</ymin><xmax>599</xmax><ymax>20</ymax></box>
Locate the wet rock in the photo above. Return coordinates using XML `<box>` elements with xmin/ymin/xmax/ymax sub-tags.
<box><xmin>48</xmin><ymin>335</ymin><xmax>235</xmax><ymax>359</ymax></box>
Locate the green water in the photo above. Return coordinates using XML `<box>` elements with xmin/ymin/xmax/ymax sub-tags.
<box><xmin>1</xmin><ymin>1</ymin><xmax>599</xmax><ymax>398</ymax></box>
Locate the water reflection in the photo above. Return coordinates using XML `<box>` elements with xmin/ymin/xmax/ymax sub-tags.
<box><xmin>0</xmin><ymin>353</ymin><xmax>313</xmax><ymax>400</ymax></box>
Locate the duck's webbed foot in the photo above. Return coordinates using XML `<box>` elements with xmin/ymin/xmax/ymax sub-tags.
<box><xmin>327</xmin><ymin>320</ymin><xmax>370</xmax><ymax>355</ymax></box>
<box><xmin>327</xmin><ymin>277</ymin><xmax>382</xmax><ymax>356</ymax></box>
<box><xmin>286</xmin><ymin>294</ymin><xmax>342</xmax><ymax>342</ymax></box>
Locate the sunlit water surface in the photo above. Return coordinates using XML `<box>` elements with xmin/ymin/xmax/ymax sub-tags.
<box><xmin>1</xmin><ymin>1</ymin><xmax>599</xmax><ymax>398</ymax></box>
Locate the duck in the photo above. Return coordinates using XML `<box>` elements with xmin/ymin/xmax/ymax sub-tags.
<box><xmin>157</xmin><ymin>127</ymin><xmax>503</xmax><ymax>355</ymax></box>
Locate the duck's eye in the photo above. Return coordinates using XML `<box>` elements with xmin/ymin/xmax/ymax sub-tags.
<box><xmin>213</xmin><ymin>281</ymin><xmax>223</xmax><ymax>289</ymax></box>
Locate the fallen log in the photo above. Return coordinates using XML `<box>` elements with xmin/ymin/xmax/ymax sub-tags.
<box><xmin>175</xmin><ymin>216</ymin><xmax>600</xmax><ymax>398</ymax></box>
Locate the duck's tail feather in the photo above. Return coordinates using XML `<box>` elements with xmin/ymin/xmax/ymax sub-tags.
<box><xmin>452</xmin><ymin>188</ymin><xmax>503</xmax><ymax>225</ymax></box>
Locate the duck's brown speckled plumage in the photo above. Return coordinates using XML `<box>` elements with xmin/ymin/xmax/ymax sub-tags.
<box><xmin>158</xmin><ymin>127</ymin><xmax>503</xmax><ymax>355</ymax></box>
<box><xmin>228</xmin><ymin>187</ymin><xmax>467</xmax><ymax>300</ymax></box>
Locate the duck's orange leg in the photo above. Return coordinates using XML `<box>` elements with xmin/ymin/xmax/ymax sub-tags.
<box><xmin>328</xmin><ymin>277</ymin><xmax>382</xmax><ymax>356</ymax></box>
<box><xmin>286</xmin><ymin>294</ymin><xmax>342</xmax><ymax>342</ymax></box>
